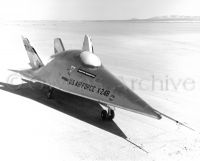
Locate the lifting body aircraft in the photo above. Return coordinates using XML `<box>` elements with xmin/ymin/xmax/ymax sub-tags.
<box><xmin>12</xmin><ymin>35</ymin><xmax>163</xmax><ymax>120</ymax></box>
<box><xmin>12</xmin><ymin>35</ymin><xmax>162</xmax><ymax>120</ymax></box>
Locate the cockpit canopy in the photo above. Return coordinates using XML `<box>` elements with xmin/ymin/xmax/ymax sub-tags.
<box><xmin>80</xmin><ymin>51</ymin><xmax>101</xmax><ymax>67</ymax></box>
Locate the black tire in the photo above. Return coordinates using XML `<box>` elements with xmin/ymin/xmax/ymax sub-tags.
<box><xmin>101</xmin><ymin>110</ymin><xmax>107</xmax><ymax>120</ymax></box>
<box><xmin>108</xmin><ymin>110</ymin><xmax>115</xmax><ymax>120</ymax></box>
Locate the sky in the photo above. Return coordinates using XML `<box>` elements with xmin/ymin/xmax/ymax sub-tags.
<box><xmin>1</xmin><ymin>0</ymin><xmax>200</xmax><ymax>20</ymax></box>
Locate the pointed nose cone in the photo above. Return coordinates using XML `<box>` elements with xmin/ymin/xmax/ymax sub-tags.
<box><xmin>115</xmin><ymin>84</ymin><xmax>162</xmax><ymax>119</ymax></box>
<box><xmin>98</xmin><ymin>68</ymin><xmax>162</xmax><ymax>120</ymax></box>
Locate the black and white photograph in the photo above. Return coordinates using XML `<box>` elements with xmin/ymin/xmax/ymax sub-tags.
<box><xmin>0</xmin><ymin>0</ymin><xmax>200</xmax><ymax>160</ymax></box>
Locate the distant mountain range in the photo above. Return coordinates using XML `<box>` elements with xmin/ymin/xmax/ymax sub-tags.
<box><xmin>2</xmin><ymin>15</ymin><xmax>200</xmax><ymax>23</ymax></box>
<box><xmin>130</xmin><ymin>15</ymin><xmax>200</xmax><ymax>22</ymax></box>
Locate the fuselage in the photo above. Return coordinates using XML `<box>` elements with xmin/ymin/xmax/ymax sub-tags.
<box><xmin>32</xmin><ymin>50</ymin><xmax>161</xmax><ymax>119</ymax></box>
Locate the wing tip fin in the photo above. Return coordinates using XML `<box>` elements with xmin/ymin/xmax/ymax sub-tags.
<box><xmin>21</xmin><ymin>36</ymin><xmax>44</xmax><ymax>69</ymax></box>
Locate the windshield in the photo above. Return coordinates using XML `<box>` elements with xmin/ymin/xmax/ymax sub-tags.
<box><xmin>80</xmin><ymin>51</ymin><xmax>101</xmax><ymax>67</ymax></box>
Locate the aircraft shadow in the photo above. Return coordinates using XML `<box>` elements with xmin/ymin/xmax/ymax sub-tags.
<box><xmin>0</xmin><ymin>80</ymin><xmax>127</xmax><ymax>139</ymax></box>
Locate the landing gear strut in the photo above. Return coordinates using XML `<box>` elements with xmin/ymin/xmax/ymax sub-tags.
<box><xmin>101</xmin><ymin>110</ymin><xmax>107</xmax><ymax>120</ymax></box>
<box><xmin>47</xmin><ymin>87</ymin><xmax>54</xmax><ymax>99</ymax></box>
<box><xmin>108</xmin><ymin>108</ymin><xmax>115</xmax><ymax>120</ymax></box>
<box><xmin>100</xmin><ymin>105</ymin><xmax>115</xmax><ymax>120</ymax></box>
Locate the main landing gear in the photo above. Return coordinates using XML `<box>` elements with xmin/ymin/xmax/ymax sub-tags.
<box><xmin>47</xmin><ymin>87</ymin><xmax>54</xmax><ymax>99</ymax></box>
<box><xmin>100</xmin><ymin>105</ymin><xmax>115</xmax><ymax>121</ymax></box>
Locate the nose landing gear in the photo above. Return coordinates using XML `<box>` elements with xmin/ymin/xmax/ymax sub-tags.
<box><xmin>100</xmin><ymin>104</ymin><xmax>115</xmax><ymax>121</ymax></box>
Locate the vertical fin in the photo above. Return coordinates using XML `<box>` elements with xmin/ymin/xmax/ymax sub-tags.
<box><xmin>22</xmin><ymin>36</ymin><xmax>44</xmax><ymax>69</ymax></box>
<box><xmin>82</xmin><ymin>35</ymin><xmax>94</xmax><ymax>53</ymax></box>
<box><xmin>54</xmin><ymin>38</ymin><xmax>65</xmax><ymax>54</ymax></box>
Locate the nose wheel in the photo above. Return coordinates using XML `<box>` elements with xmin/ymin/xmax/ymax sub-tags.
<box><xmin>101</xmin><ymin>108</ymin><xmax>115</xmax><ymax>120</ymax></box>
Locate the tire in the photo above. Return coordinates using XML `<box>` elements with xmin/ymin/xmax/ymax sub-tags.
<box><xmin>101</xmin><ymin>110</ymin><xmax>107</xmax><ymax>120</ymax></box>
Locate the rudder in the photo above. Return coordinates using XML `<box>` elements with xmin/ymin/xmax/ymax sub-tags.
<box><xmin>54</xmin><ymin>38</ymin><xmax>65</xmax><ymax>54</ymax></box>
<box><xmin>82</xmin><ymin>35</ymin><xmax>94</xmax><ymax>53</ymax></box>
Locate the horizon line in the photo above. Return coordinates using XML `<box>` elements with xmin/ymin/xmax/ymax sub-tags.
<box><xmin>2</xmin><ymin>15</ymin><xmax>200</xmax><ymax>22</ymax></box>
